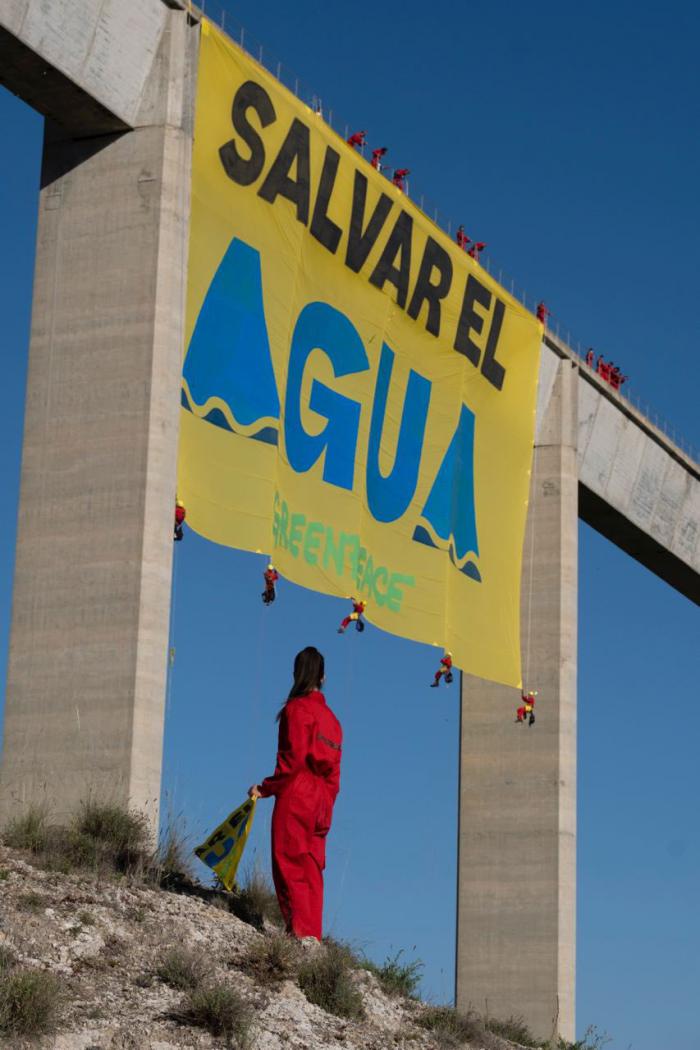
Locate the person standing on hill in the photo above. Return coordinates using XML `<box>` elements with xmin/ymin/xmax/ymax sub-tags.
<box><xmin>249</xmin><ymin>647</ymin><xmax>342</xmax><ymax>943</ymax></box>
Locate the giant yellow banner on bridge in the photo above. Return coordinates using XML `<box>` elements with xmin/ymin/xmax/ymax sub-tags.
<box><xmin>178</xmin><ymin>21</ymin><xmax>541</xmax><ymax>687</ymax></box>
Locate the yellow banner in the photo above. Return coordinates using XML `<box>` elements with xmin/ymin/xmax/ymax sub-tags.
<box><xmin>194</xmin><ymin>797</ymin><xmax>257</xmax><ymax>891</ymax></box>
<box><xmin>179</xmin><ymin>21</ymin><xmax>541</xmax><ymax>687</ymax></box>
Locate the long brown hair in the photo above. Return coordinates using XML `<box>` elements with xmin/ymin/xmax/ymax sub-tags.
<box><xmin>276</xmin><ymin>646</ymin><xmax>325</xmax><ymax>721</ymax></box>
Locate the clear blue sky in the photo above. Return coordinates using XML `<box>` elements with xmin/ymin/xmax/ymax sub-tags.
<box><xmin>1</xmin><ymin>3</ymin><xmax>699</xmax><ymax>1048</ymax></box>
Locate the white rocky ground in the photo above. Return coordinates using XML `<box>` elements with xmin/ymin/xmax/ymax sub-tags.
<box><xmin>0</xmin><ymin>845</ymin><xmax>531</xmax><ymax>1050</ymax></box>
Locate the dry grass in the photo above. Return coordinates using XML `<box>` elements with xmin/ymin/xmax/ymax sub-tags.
<box><xmin>229</xmin><ymin>866</ymin><xmax>282</xmax><ymax>928</ymax></box>
<box><xmin>0</xmin><ymin>968</ymin><xmax>64</xmax><ymax>1037</ymax></box>
<box><xmin>362</xmin><ymin>950</ymin><xmax>423</xmax><ymax>998</ymax></box>
<box><xmin>416</xmin><ymin>1005</ymin><xmax>487</xmax><ymax>1048</ymax></box>
<box><xmin>2</xmin><ymin>805</ymin><xmax>50</xmax><ymax>853</ymax></box>
<box><xmin>158</xmin><ymin>945</ymin><xmax>210</xmax><ymax>991</ymax></box>
<box><xmin>242</xmin><ymin>932</ymin><xmax>300</xmax><ymax>987</ymax></box>
<box><xmin>3</xmin><ymin>800</ymin><xmax>158</xmax><ymax>882</ymax></box>
<box><xmin>0</xmin><ymin>946</ymin><xmax>17</xmax><ymax>974</ymax></box>
<box><xmin>486</xmin><ymin>1014</ymin><xmax>540</xmax><ymax>1046</ymax></box>
<box><xmin>69</xmin><ymin>799</ymin><xmax>150</xmax><ymax>874</ymax></box>
<box><xmin>16</xmin><ymin>891</ymin><xmax>44</xmax><ymax>914</ymax></box>
<box><xmin>184</xmin><ymin>980</ymin><xmax>254</xmax><ymax>1047</ymax></box>
<box><xmin>298</xmin><ymin>940</ymin><xmax>365</xmax><ymax>1020</ymax></box>
<box><xmin>559</xmin><ymin>1026</ymin><xmax>610</xmax><ymax>1050</ymax></box>
<box><xmin>157</xmin><ymin>819</ymin><xmax>195</xmax><ymax>883</ymax></box>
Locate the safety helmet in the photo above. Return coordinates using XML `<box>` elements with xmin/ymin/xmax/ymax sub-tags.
<box><xmin>268</xmin><ymin>563</ymin><xmax>274</xmax><ymax>571</ymax></box>
<box><xmin>445</xmin><ymin>651</ymin><xmax>452</xmax><ymax>658</ymax></box>
<box><xmin>176</xmin><ymin>499</ymin><xmax>184</xmax><ymax>508</ymax></box>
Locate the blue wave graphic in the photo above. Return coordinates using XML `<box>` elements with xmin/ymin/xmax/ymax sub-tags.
<box><xmin>182</xmin><ymin>237</ymin><xmax>280</xmax><ymax>433</ymax></box>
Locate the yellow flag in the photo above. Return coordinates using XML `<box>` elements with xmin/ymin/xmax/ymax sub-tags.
<box><xmin>179</xmin><ymin>21</ymin><xmax>542</xmax><ymax>687</ymax></box>
<box><xmin>194</xmin><ymin>797</ymin><xmax>257</xmax><ymax>891</ymax></box>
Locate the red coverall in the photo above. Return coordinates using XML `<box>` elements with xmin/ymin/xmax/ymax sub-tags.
<box><xmin>174</xmin><ymin>503</ymin><xmax>186</xmax><ymax>541</ymax></box>
<box><xmin>263</xmin><ymin>568</ymin><xmax>279</xmax><ymax>604</ymax></box>
<box><xmin>371</xmin><ymin>147</ymin><xmax>387</xmax><ymax>169</ymax></box>
<box><xmin>433</xmin><ymin>655</ymin><xmax>453</xmax><ymax>685</ymax></box>
<box><xmin>347</xmin><ymin>131</ymin><xmax>366</xmax><ymax>149</ymax></box>
<box><xmin>339</xmin><ymin>599</ymin><xmax>366</xmax><ymax>631</ymax></box>
<box><xmin>517</xmin><ymin>694</ymin><xmax>536</xmax><ymax>723</ymax></box>
<box><xmin>536</xmin><ymin>302</ymin><xmax>550</xmax><ymax>324</ymax></box>
<box><xmin>456</xmin><ymin>227</ymin><xmax>470</xmax><ymax>250</ymax></box>
<box><xmin>259</xmin><ymin>691</ymin><xmax>342</xmax><ymax>940</ymax></box>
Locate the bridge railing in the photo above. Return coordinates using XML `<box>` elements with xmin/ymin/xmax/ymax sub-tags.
<box><xmin>186</xmin><ymin>0</ymin><xmax>699</xmax><ymax>467</ymax></box>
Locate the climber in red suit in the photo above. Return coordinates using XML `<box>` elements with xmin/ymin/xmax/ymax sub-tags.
<box><xmin>467</xmin><ymin>241</ymin><xmax>487</xmax><ymax>260</ymax></box>
<box><xmin>516</xmin><ymin>690</ymin><xmax>537</xmax><ymax>725</ymax></box>
<box><xmin>262</xmin><ymin>564</ymin><xmax>279</xmax><ymax>605</ymax></box>
<box><xmin>456</xmin><ymin>226</ymin><xmax>470</xmax><ymax>251</ymax></box>
<box><xmin>249</xmin><ymin>647</ymin><xmax>342</xmax><ymax>941</ymax></box>
<box><xmin>536</xmin><ymin>301</ymin><xmax>550</xmax><ymax>325</ymax></box>
<box><xmin>347</xmin><ymin>130</ymin><xmax>366</xmax><ymax>150</ymax></box>
<box><xmin>371</xmin><ymin>146</ymin><xmax>388</xmax><ymax>170</ymax></box>
<box><xmin>338</xmin><ymin>597</ymin><xmax>367</xmax><ymax>633</ymax></box>
<box><xmin>392</xmin><ymin>168</ymin><xmax>410</xmax><ymax>191</ymax></box>
<box><xmin>174</xmin><ymin>499</ymin><xmax>186</xmax><ymax>542</ymax></box>
<box><xmin>430</xmin><ymin>651</ymin><xmax>453</xmax><ymax>687</ymax></box>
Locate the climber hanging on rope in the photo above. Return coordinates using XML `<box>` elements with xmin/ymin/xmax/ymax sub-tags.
<box><xmin>174</xmin><ymin>499</ymin><xmax>186</xmax><ymax>542</ymax></box>
<box><xmin>516</xmin><ymin>690</ymin><xmax>537</xmax><ymax>725</ymax></box>
<box><xmin>347</xmin><ymin>130</ymin><xmax>367</xmax><ymax>150</ymax></box>
<box><xmin>262</xmin><ymin>563</ymin><xmax>279</xmax><ymax>606</ymax></box>
<box><xmin>456</xmin><ymin>225</ymin><xmax>470</xmax><ymax>251</ymax></box>
<box><xmin>338</xmin><ymin>597</ymin><xmax>367</xmax><ymax>634</ymax></box>
<box><xmin>430</xmin><ymin>651</ymin><xmax>453</xmax><ymax>687</ymax></box>
<box><xmin>371</xmin><ymin>146</ymin><xmax>388</xmax><ymax>170</ymax></box>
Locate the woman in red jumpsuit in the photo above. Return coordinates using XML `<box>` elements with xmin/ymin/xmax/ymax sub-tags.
<box><xmin>249</xmin><ymin>647</ymin><xmax>342</xmax><ymax>941</ymax></box>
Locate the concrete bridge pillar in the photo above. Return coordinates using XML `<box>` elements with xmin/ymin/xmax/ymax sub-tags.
<box><xmin>0</xmin><ymin>11</ymin><xmax>196</xmax><ymax>829</ymax></box>
<box><xmin>456</xmin><ymin>357</ymin><xmax>578</xmax><ymax>1041</ymax></box>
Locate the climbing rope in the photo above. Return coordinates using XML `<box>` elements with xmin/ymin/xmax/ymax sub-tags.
<box><xmin>165</xmin><ymin>539</ymin><xmax>180</xmax><ymax>721</ymax></box>
<box><xmin>523</xmin><ymin>446</ymin><xmax>538</xmax><ymax>690</ymax></box>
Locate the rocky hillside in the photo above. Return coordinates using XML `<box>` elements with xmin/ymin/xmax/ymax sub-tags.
<box><xmin>0</xmin><ymin>809</ymin><xmax>572</xmax><ymax>1050</ymax></box>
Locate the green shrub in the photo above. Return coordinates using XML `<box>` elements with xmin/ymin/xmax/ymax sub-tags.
<box><xmin>0</xmin><ymin>968</ymin><xmax>63</xmax><ymax>1036</ymax></box>
<box><xmin>298</xmin><ymin>940</ymin><xmax>365</xmax><ymax>1020</ymax></box>
<box><xmin>363</xmin><ymin>950</ymin><xmax>423</xmax><ymax>998</ymax></box>
<box><xmin>185</xmin><ymin>981</ymin><xmax>253</xmax><ymax>1046</ymax></box>
<box><xmin>486</xmin><ymin>1014</ymin><xmax>541</xmax><ymax>1046</ymax></box>
<box><xmin>243</xmin><ymin>933</ymin><xmax>299</xmax><ymax>987</ymax></box>
<box><xmin>158</xmin><ymin>945</ymin><xmax>209</xmax><ymax>991</ymax></box>
<box><xmin>2</xmin><ymin>806</ymin><xmax>50</xmax><ymax>853</ymax></box>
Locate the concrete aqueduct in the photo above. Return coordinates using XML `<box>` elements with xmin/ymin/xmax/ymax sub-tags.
<box><xmin>0</xmin><ymin>0</ymin><xmax>698</xmax><ymax>1040</ymax></box>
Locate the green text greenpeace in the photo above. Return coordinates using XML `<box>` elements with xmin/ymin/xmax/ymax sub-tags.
<box><xmin>272</xmin><ymin>494</ymin><xmax>415</xmax><ymax>612</ymax></box>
